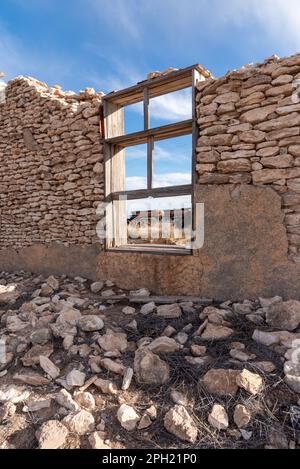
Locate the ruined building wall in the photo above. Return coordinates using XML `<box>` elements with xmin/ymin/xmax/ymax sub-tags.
<box><xmin>0</xmin><ymin>55</ymin><xmax>300</xmax><ymax>299</ymax></box>
<box><xmin>196</xmin><ymin>53</ymin><xmax>300</xmax><ymax>263</ymax></box>
<box><xmin>0</xmin><ymin>77</ymin><xmax>104</xmax><ymax>248</ymax></box>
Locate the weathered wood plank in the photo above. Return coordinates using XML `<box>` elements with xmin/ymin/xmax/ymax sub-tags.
<box><xmin>129</xmin><ymin>296</ymin><xmax>213</xmax><ymax>305</ymax></box>
<box><xmin>105</xmin><ymin>119</ymin><xmax>193</xmax><ymax>148</ymax></box>
<box><xmin>105</xmin><ymin>184</ymin><xmax>192</xmax><ymax>201</ymax></box>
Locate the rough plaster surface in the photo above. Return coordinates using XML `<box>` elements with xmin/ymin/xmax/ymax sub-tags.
<box><xmin>0</xmin><ymin>244</ymin><xmax>100</xmax><ymax>281</ymax></box>
<box><xmin>0</xmin><ymin>184</ymin><xmax>299</xmax><ymax>300</ymax></box>
<box><xmin>97</xmin><ymin>184</ymin><xmax>300</xmax><ymax>300</ymax></box>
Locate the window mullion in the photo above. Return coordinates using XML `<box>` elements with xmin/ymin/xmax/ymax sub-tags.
<box><xmin>147</xmin><ymin>137</ymin><xmax>153</xmax><ymax>190</ymax></box>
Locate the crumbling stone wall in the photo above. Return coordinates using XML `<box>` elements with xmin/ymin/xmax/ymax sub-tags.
<box><xmin>196</xmin><ymin>53</ymin><xmax>300</xmax><ymax>263</ymax></box>
<box><xmin>0</xmin><ymin>77</ymin><xmax>103</xmax><ymax>248</ymax></box>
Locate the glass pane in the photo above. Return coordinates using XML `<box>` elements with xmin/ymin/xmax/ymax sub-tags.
<box><xmin>150</xmin><ymin>88</ymin><xmax>192</xmax><ymax>128</ymax></box>
<box><xmin>125</xmin><ymin>195</ymin><xmax>192</xmax><ymax>247</ymax></box>
<box><xmin>152</xmin><ymin>135</ymin><xmax>192</xmax><ymax>188</ymax></box>
<box><xmin>124</xmin><ymin>102</ymin><xmax>144</xmax><ymax>135</ymax></box>
<box><xmin>125</xmin><ymin>144</ymin><xmax>147</xmax><ymax>191</ymax></box>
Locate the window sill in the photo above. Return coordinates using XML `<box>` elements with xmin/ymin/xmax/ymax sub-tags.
<box><xmin>107</xmin><ymin>244</ymin><xmax>193</xmax><ymax>256</ymax></box>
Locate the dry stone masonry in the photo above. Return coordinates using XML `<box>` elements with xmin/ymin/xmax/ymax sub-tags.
<box><xmin>196</xmin><ymin>53</ymin><xmax>300</xmax><ymax>262</ymax></box>
<box><xmin>0</xmin><ymin>77</ymin><xmax>104</xmax><ymax>248</ymax></box>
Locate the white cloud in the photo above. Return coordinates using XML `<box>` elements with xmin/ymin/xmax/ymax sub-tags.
<box><xmin>150</xmin><ymin>89</ymin><xmax>192</xmax><ymax>121</ymax></box>
<box><xmin>126</xmin><ymin>172</ymin><xmax>190</xmax><ymax>191</ymax></box>
<box><xmin>126</xmin><ymin>176</ymin><xmax>147</xmax><ymax>191</ymax></box>
<box><xmin>153</xmin><ymin>172</ymin><xmax>191</xmax><ymax>187</ymax></box>
<box><xmin>0</xmin><ymin>81</ymin><xmax>7</xmax><ymax>104</ymax></box>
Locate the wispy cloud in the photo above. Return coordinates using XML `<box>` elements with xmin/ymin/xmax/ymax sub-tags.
<box><xmin>0</xmin><ymin>81</ymin><xmax>7</xmax><ymax>104</ymax></box>
<box><xmin>126</xmin><ymin>172</ymin><xmax>191</xmax><ymax>191</ymax></box>
<box><xmin>150</xmin><ymin>89</ymin><xmax>192</xmax><ymax>121</ymax></box>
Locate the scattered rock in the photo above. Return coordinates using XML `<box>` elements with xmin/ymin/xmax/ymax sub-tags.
<box><xmin>90</xmin><ymin>281</ymin><xmax>104</xmax><ymax>293</ymax></box>
<box><xmin>0</xmin><ymin>402</ymin><xmax>16</xmax><ymax>422</ymax></box>
<box><xmin>0</xmin><ymin>385</ymin><xmax>30</xmax><ymax>403</ymax></box>
<box><xmin>24</xmin><ymin>398</ymin><xmax>51</xmax><ymax>412</ymax></box>
<box><xmin>0</xmin><ymin>284</ymin><xmax>20</xmax><ymax>304</ymax></box>
<box><xmin>122</xmin><ymin>306</ymin><xmax>136</xmax><ymax>315</ymax></box>
<box><xmin>134</xmin><ymin>349</ymin><xmax>170</xmax><ymax>385</ymax></box>
<box><xmin>230</xmin><ymin>349</ymin><xmax>255</xmax><ymax>362</ymax></box>
<box><xmin>164</xmin><ymin>405</ymin><xmax>198</xmax><ymax>443</ymax></box>
<box><xmin>94</xmin><ymin>378</ymin><xmax>118</xmax><ymax>394</ymax></box>
<box><xmin>170</xmin><ymin>389</ymin><xmax>188</xmax><ymax>406</ymax></box>
<box><xmin>201</xmin><ymin>323</ymin><xmax>234</xmax><ymax>340</ymax></box>
<box><xmin>101</xmin><ymin>358</ymin><xmax>124</xmax><ymax>375</ymax></box>
<box><xmin>202</xmin><ymin>369</ymin><xmax>239</xmax><ymax>396</ymax></box>
<box><xmin>148</xmin><ymin>337</ymin><xmax>181</xmax><ymax>354</ymax></box>
<box><xmin>117</xmin><ymin>404</ymin><xmax>140</xmax><ymax>431</ymax></box>
<box><xmin>208</xmin><ymin>404</ymin><xmax>229</xmax><ymax>430</ymax></box>
<box><xmin>236</xmin><ymin>369</ymin><xmax>264</xmax><ymax>395</ymax></box>
<box><xmin>78</xmin><ymin>315</ymin><xmax>104</xmax><ymax>332</ymax></box>
<box><xmin>63</xmin><ymin>409</ymin><xmax>95</xmax><ymax>435</ymax></box>
<box><xmin>66</xmin><ymin>369</ymin><xmax>86</xmax><ymax>387</ymax></box>
<box><xmin>122</xmin><ymin>367</ymin><xmax>134</xmax><ymax>391</ymax></box>
<box><xmin>254</xmin><ymin>361</ymin><xmax>276</xmax><ymax>373</ymax></box>
<box><xmin>30</xmin><ymin>328</ymin><xmax>51</xmax><ymax>345</ymax></box>
<box><xmin>37</xmin><ymin>420</ymin><xmax>68</xmax><ymax>449</ymax></box>
<box><xmin>141</xmin><ymin>302</ymin><xmax>156</xmax><ymax>315</ymax></box>
<box><xmin>39</xmin><ymin>356</ymin><xmax>60</xmax><ymax>379</ymax></box>
<box><xmin>56</xmin><ymin>389</ymin><xmax>79</xmax><ymax>411</ymax></box>
<box><xmin>284</xmin><ymin>361</ymin><xmax>300</xmax><ymax>392</ymax></box>
<box><xmin>46</xmin><ymin>276</ymin><xmax>59</xmax><ymax>290</ymax></box>
<box><xmin>138</xmin><ymin>414</ymin><xmax>152</xmax><ymax>430</ymax></box>
<box><xmin>13</xmin><ymin>371</ymin><xmax>50</xmax><ymax>386</ymax></box>
<box><xmin>88</xmin><ymin>431</ymin><xmax>110</xmax><ymax>449</ymax></box>
<box><xmin>233</xmin><ymin>405</ymin><xmax>251</xmax><ymax>428</ymax></box>
<box><xmin>22</xmin><ymin>344</ymin><xmax>53</xmax><ymax>367</ymax></box>
<box><xmin>74</xmin><ymin>391</ymin><xmax>96</xmax><ymax>411</ymax></box>
<box><xmin>130</xmin><ymin>288</ymin><xmax>150</xmax><ymax>297</ymax></box>
<box><xmin>266</xmin><ymin>300</ymin><xmax>300</xmax><ymax>331</ymax></box>
<box><xmin>191</xmin><ymin>344</ymin><xmax>207</xmax><ymax>356</ymax></box>
<box><xmin>157</xmin><ymin>304</ymin><xmax>182</xmax><ymax>318</ymax></box>
<box><xmin>98</xmin><ymin>330</ymin><xmax>128</xmax><ymax>353</ymax></box>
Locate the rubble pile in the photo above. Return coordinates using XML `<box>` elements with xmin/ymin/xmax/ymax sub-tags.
<box><xmin>0</xmin><ymin>271</ymin><xmax>299</xmax><ymax>449</ymax></box>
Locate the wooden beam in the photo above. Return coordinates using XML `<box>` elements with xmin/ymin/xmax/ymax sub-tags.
<box><xmin>105</xmin><ymin>184</ymin><xmax>192</xmax><ymax>201</ymax></box>
<box><xmin>143</xmin><ymin>88</ymin><xmax>149</xmax><ymax>130</ymax></box>
<box><xmin>129</xmin><ymin>295</ymin><xmax>213</xmax><ymax>304</ymax></box>
<box><xmin>102</xmin><ymin>64</ymin><xmax>211</xmax><ymax>106</ymax></box>
<box><xmin>105</xmin><ymin>120</ymin><xmax>193</xmax><ymax>148</ymax></box>
<box><xmin>147</xmin><ymin>137</ymin><xmax>153</xmax><ymax>190</ymax></box>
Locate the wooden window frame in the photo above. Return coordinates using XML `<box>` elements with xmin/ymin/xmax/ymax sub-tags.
<box><xmin>102</xmin><ymin>65</ymin><xmax>207</xmax><ymax>254</ymax></box>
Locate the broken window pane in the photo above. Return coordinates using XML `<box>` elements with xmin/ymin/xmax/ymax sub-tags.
<box><xmin>150</xmin><ymin>87</ymin><xmax>192</xmax><ymax>128</ymax></box>
<box><xmin>125</xmin><ymin>195</ymin><xmax>192</xmax><ymax>247</ymax></box>
<box><xmin>152</xmin><ymin>135</ymin><xmax>192</xmax><ymax>188</ymax></box>
<box><xmin>125</xmin><ymin>144</ymin><xmax>147</xmax><ymax>191</ymax></box>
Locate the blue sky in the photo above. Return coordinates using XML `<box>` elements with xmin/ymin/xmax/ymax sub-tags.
<box><xmin>1</xmin><ymin>0</ymin><xmax>300</xmax><ymax>205</ymax></box>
